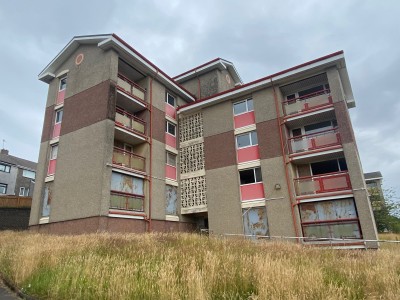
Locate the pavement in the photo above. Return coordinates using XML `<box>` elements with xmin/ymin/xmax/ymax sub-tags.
<box><xmin>0</xmin><ymin>281</ymin><xmax>19</xmax><ymax>300</ymax></box>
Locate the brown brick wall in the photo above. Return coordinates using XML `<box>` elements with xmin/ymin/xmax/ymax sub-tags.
<box><xmin>61</xmin><ymin>81</ymin><xmax>116</xmax><ymax>136</ymax></box>
<box><xmin>204</xmin><ymin>131</ymin><xmax>237</xmax><ymax>170</ymax></box>
<box><xmin>41</xmin><ymin>105</ymin><xmax>55</xmax><ymax>143</ymax></box>
<box><xmin>257</xmin><ymin>119</ymin><xmax>283</xmax><ymax>159</ymax></box>
<box><xmin>334</xmin><ymin>101</ymin><xmax>355</xmax><ymax>144</ymax></box>
<box><xmin>152</xmin><ymin>106</ymin><xmax>166</xmax><ymax>144</ymax></box>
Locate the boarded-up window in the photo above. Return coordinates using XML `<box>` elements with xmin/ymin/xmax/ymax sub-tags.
<box><xmin>242</xmin><ymin>207</ymin><xmax>269</xmax><ymax>236</ymax></box>
<box><xmin>111</xmin><ymin>172</ymin><xmax>144</xmax><ymax>195</ymax></box>
<box><xmin>42</xmin><ymin>187</ymin><xmax>51</xmax><ymax>217</ymax></box>
<box><xmin>165</xmin><ymin>185</ymin><xmax>177</xmax><ymax>215</ymax></box>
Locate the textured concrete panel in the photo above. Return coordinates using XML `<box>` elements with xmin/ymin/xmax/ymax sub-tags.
<box><xmin>204</xmin><ymin>131</ymin><xmax>236</xmax><ymax>170</ymax></box>
<box><xmin>260</xmin><ymin>156</ymin><xmax>297</xmax><ymax>238</ymax></box>
<box><xmin>217</xmin><ymin>69</ymin><xmax>236</xmax><ymax>93</ymax></box>
<box><xmin>203</xmin><ymin>100</ymin><xmax>234</xmax><ymax>137</ymax></box>
<box><xmin>257</xmin><ymin>119</ymin><xmax>282</xmax><ymax>160</ymax></box>
<box><xmin>342</xmin><ymin>142</ymin><xmax>378</xmax><ymax>247</ymax></box>
<box><xmin>253</xmin><ymin>87</ymin><xmax>282</xmax><ymax>123</ymax></box>
<box><xmin>29</xmin><ymin>142</ymin><xmax>50</xmax><ymax>225</ymax></box>
<box><xmin>326</xmin><ymin>67</ymin><xmax>345</xmax><ymax>104</ymax></box>
<box><xmin>50</xmin><ymin>120</ymin><xmax>114</xmax><ymax>222</ymax></box>
<box><xmin>151</xmin><ymin>79</ymin><xmax>167</xmax><ymax>112</ymax></box>
<box><xmin>334</xmin><ymin>101</ymin><xmax>356</xmax><ymax>144</ymax></box>
<box><xmin>45</xmin><ymin>45</ymin><xmax>118</xmax><ymax>108</ymax></box>
<box><xmin>61</xmin><ymin>81</ymin><xmax>115</xmax><ymax>136</ymax></box>
<box><xmin>206</xmin><ymin>165</ymin><xmax>243</xmax><ymax>235</ymax></box>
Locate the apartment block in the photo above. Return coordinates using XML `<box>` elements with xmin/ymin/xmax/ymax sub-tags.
<box><xmin>30</xmin><ymin>34</ymin><xmax>378</xmax><ymax>248</ymax></box>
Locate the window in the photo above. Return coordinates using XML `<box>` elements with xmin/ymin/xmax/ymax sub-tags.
<box><xmin>311</xmin><ymin>158</ymin><xmax>347</xmax><ymax>175</ymax></box>
<box><xmin>0</xmin><ymin>163</ymin><xmax>10</xmax><ymax>173</ymax></box>
<box><xmin>233</xmin><ymin>98</ymin><xmax>253</xmax><ymax>115</ymax></box>
<box><xmin>0</xmin><ymin>183</ymin><xmax>6</xmax><ymax>194</ymax></box>
<box><xmin>165</xmin><ymin>185</ymin><xmax>178</xmax><ymax>215</ymax></box>
<box><xmin>22</xmin><ymin>170</ymin><xmax>36</xmax><ymax>179</ymax></box>
<box><xmin>55</xmin><ymin>109</ymin><xmax>63</xmax><ymax>124</ymax></box>
<box><xmin>50</xmin><ymin>144</ymin><xmax>58</xmax><ymax>160</ymax></box>
<box><xmin>236</xmin><ymin>131</ymin><xmax>258</xmax><ymax>148</ymax></box>
<box><xmin>59</xmin><ymin>77</ymin><xmax>67</xmax><ymax>91</ymax></box>
<box><xmin>166</xmin><ymin>121</ymin><xmax>176</xmax><ymax>136</ymax></box>
<box><xmin>166</xmin><ymin>93</ymin><xmax>175</xmax><ymax>107</ymax></box>
<box><xmin>239</xmin><ymin>167</ymin><xmax>262</xmax><ymax>185</ymax></box>
<box><xmin>166</xmin><ymin>152</ymin><xmax>177</xmax><ymax>167</ymax></box>
<box><xmin>19</xmin><ymin>187</ymin><xmax>25</xmax><ymax>196</ymax></box>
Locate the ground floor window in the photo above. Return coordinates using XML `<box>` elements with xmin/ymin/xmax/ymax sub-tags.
<box><xmin>0</xmin><ymin>183</ymin><xmax>6</xmax><ymax>194</ymax></box>
<box><xmin>242</xmin><ymin>206</ymin><xmax>269</xmax><ymax>236</ymax></box>
<box><xmin>299</xmin><ymin>198</ymin><xmax>361</xmax><ymax>240</ymax></box>
<box><xmin>165</xmin><ymin>185</ymin><xmax>177</xmax><ymax>215</ymax></box>
<box><xmin>110</xmin><ymin>172</ymin><xmax>144</xmax><ymax>211</ymax></box>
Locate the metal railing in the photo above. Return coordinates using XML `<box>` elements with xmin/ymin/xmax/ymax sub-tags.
<box><xmin>294</xmin><ymin>171</ymin><xmax>351</xmax><ymax>196</ymax></box>
<box><xmin>112</xmin><ymin>147</ymin><xmax>145</xmax><ymax>172</ymax></box>
<box><xmin>288</xmin><ymin>128</ymin><xmax>341</xmax><ymax>154</ymax></box>
<box><xmin>110</xmin><ymin>190</ymin><xmax>144</xmax><ymax>211</ymax></box>
<box><xmin>117</xmin><ymin>73</ymin><xmax>146</xmax><ymax>101</ymax></box>
<box><xmin>115</xmin><ymin>108</ymin><xmax>146</xmax><ymax>135</ymax></box>
<box><xmin>282</xmin><ymin>89</ymin><xmax>332</xmax><ymax>115</ymax></box>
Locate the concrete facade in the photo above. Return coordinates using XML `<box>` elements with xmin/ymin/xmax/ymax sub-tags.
<box><xmin>31</xmin><ymin>34</ymin><xmax>378</xmax><ymax>248</ymax></box>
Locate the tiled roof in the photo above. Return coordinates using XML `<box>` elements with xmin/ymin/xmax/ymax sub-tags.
<box><xmin>0</xmin><ymin>152</ymin><xmax>37</xmax><ymax>170</ymax></box>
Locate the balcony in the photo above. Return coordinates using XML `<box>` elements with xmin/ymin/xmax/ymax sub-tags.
<box><xmin>117</xmin><ymin>73</ymin><xmax>146</xmax><ymax>102</ymax></box>
<box><xmin>289</xmin><ymin>128</ymin><xmax>341</xmax><ymax>155</ymax></box>
<box><xmin>283</xmin><ymin>89</ymin><xmax>332</xmax><ymax>117</ymax></box>
<box><xmin>110</xmin><ymin>190</ymin><xmax>144</xmax><ymax>211</ymax></box>
<box><xmin>112</xmin><ymin>147</ymin><xmax>145</xmax><ymax>173</ymax></box>
<box><xmin>294</xmin><ymin>171</ymin><xmax>352</xmax><ymax>198</ymax></box>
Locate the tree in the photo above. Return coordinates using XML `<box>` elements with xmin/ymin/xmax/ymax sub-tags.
<box><xmin>369</xmin><ymin>188</ymin><xmax>400</xmax><ymax>233</ymax></box>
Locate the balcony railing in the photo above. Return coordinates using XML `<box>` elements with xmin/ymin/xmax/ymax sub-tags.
<box><xmin>115</xmin><ymin>108</ymin><xmax>146</xmax><ymax>135</ymax></box>
<box><xmin>117</xmin><ymin>73</ymin><xmax>146</xmax><ymax>101</ymax></box>
<box><xmin>294</xmin><ymin>171</ymin><xmax>352</xmax><ymax>196</ymax></box>
<box><xmin>112</xmin><ymin>147</ymin><xmax>145</xmax><ymax>172</ymax></box>
<box><xmin>283</xmin><ymin>89</ymin><xmax>332</xmax><ymax>116</ymax></box>
<box><xmin>288</xmin><ymin>128</ymin><xmax>341</xmax><ymax>154</ymax></box>
<box><xmin>110</xmin><ymin>190</ymin><xmax>144</xmax><ymax>211</ymax></box>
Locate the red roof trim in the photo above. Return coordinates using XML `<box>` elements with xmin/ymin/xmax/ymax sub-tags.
<box><xmin>173</xmin><ymin>58</ymin><xmax>221</xmax><ymax>79</ymax></box>
<box><xmin>177</xmin><ymin>50</ymin><xmax>344</xmax><ymax>111</ymax></box>
<box><xmin>111</xmin><ymin>34</ymin><xmax>196</xmax><ymax>100</ymax></box>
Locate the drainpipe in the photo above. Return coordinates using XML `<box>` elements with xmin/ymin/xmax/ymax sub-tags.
<box><xmin>271</xmin><ymin>79</ymin><xmax>300</xmax><ymax>241</ymax></box>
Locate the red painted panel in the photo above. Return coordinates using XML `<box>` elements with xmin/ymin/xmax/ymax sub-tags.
<box><xmin>165</xmin><ymin>103</ymin><xmax>176</xmax><ymax>119</ymax></box>
<box><xmin>52</xmin><ymin>123</ymin><xmax>61</xmax><ymax>138</ymax></box>
<box><xmin>237</xmin><ymin>145</ymin><xmax>260</xmax><ymax>163</ymax></box>
<box><xmin>56</xmin><ymin>90</ymin><xmax>65</xmax><ymax>105</ymax></box>
<box><xmin>234</xmin><ymin>111</ymin><xmax>255</xmax><ymax>129</ymax></box>
<box><xmin>240</xmin><ymin>182</ymin><xmax>265</xmax><ymax>201</ymax></box>
<box><xmin>47</xmin><ymin>159</ymin><xmax>57</xmax><ymax>175</ymax></box>
<box><xmin>165</xmin><ymin>164</ymin><xmax>177</xmax><ymax>180</ymax></box>
<box><xmin>166</xmin><ymin>133</ymin><xmax>176</xmax><ymax>148</ymax></box>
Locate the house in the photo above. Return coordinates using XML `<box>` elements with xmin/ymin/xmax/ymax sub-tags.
<box><xmin>29</xmin><ymin>34</ymin><xmax>378</xmax><ymax>248</ymax></box>
<box><xmin>0</xmin><ymin>149</ymin><xmax>36</xmax><ymax>197</ymax></box>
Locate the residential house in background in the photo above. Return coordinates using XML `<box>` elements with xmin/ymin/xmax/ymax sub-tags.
<box><xmin>0</xmin><ymin>149</ymin><xmax>37</xmax><ymax>197</ymax></box>
<box><xmin>29</xmin><ymin>34</ymin><xmax>378</xmax><ymax>249</ymax></box>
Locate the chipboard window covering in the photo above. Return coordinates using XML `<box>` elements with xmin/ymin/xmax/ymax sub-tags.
<box><xmin>111</xmin><ymin>172</ymin><xmax>144</xmax><ymax>195</ymax></box>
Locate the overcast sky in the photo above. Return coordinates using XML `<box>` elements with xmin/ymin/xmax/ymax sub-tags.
<box><xmin>0</xmin><ymin>0</ymin><xmax>399</xmax><ymax>195</ymax></box>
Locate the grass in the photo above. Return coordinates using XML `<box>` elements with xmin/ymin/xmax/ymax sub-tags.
<box><xmin>0</xmin><ymin>231</ymin><xmax>399</xmax><ymax>299</ymax></box>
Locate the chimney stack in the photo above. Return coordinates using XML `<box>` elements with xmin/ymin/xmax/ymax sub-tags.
<box><xmin>1</xmin><ymin>149</ymin><xmax>9</xmax><ymax>155</ymax></box>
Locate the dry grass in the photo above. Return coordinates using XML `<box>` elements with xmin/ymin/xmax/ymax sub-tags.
<box><xmin>0</xmin><ymin>231</ymin><xmax>399</xmax><ymax>299</ymax></box>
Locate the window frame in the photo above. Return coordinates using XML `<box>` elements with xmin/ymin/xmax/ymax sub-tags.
<box><xmin>165</xmin><ymin>92</ymin><xmax>176</xmax><ymax>107</ymax></box>
<box><xmin>0</xmin><ymin>183</ymin><xmax>7</xmax><ymax>194</ymax></box>
<box><xmin>19</xmin><ymin>187</ymin><xmax>25</xmax><ymax>196</ymax></box>
<box><xmin>59</xmin><ymin>77</ymin><xmax>67</xmax><ymax>91</ymax></box>
<box><xmin>50</xmin><ymin>144</ymin><xmax>58</xmax><ymax>160</ymax></box>
<box><xmin>236</xmin><ymin>131</ymin><xmax>258</xmax><ymax>149</ymax></box>
<box><xmin>0</xmin><ymin>163</ymin><xmax>11</xmax><ymax>173</ymax></box>
<box><xmin>166</xmin><ymin>151</ymin><xmax>177</xmax><ymax>167</ymax></box>
<box><xmin>55</xmin><ymin>109</ymin><xmax>63</xmax><ymax>124</ymax></box>
<box><xmin>239</xmin><ymin>167</ymin><xmax>263</xmax><ymax>185</ymax></box>
<box><xmin>165</xmin><ymin>121</ymin><xmax>176</xmax><ymax>136</ymax></box>
<box><xmin>233</xmin><ymin>98</ymin><xmax>254</xmax><ymax>116</ymax></box>
<box><xmin>22</xmin><ymin>169</ymin><xmax>36</xmax><ymax>179</ymax></box>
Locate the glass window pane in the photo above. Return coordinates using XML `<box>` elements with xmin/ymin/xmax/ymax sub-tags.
<box><xmin>236</xmin><ymin>133</ymin><xmax>251</xmax><ymax>148</ymax></box>
<box><xmin>233</xmin><ymin>101</ymin><xmax>247</xmax><ymax>115</ymax></box>
<box><xmin>311</xmin><ymin>159</ymin><xmax>339</xmax><ymax>175</ymax></box>
<box><xmin>0</xmin><ymin>184</ymin><xmax>6</xmax><ymax>194</ymax></box>
<box><xmin>166</xmin><ymin>122</ymin><xmax>176</xmax><ymax>135</ymax></box>
<box><xmin>59</xmin><ymin>77</ymin><xmax>67</xmax><ymax>90</ymax></box>
<box><xmin>166</xmin><ymin>152</ymin><xmax>176</xmax><ymax>166</ymax></box>
<box><xmin>51</xmin><ymin>145</ymin><xmax>58</xmax><ymax>159</ymax></box>
<box><xmin>255</xmin><ymin>167</ymin><xmax>262</xmax><ymax>182</ymax></box>
<box><xmin>166</xmin><ymin>93</ymin><xmax>175</xmax><ymax>106</ymax></box>
<box><xmin>55</xmin><ymin>110</ymin><xmax>63</xmax><ymax>123</ymax></box>
<box><xmin>338</xmin><ymin>158</ymin><xmax>348</xmax><ymax>171</ymax></box>
<box><xmin>250</xmin><ymin>131</ymin><xmax>258</xmax><ymax>145</ymax></box>
<box><xmin>239</xmin><ymin>169</ymin><xmax>255</xmax><ymax>184</ymax></box>
<box><xmin>247</xmin><ymin>99</ymin><xmax>254</xmax><ymax>111</ymax></box>
<box><xmin>304</xmin><ymin>121</ymin><xmax>332</xmax><ymax>134</ymax></box>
